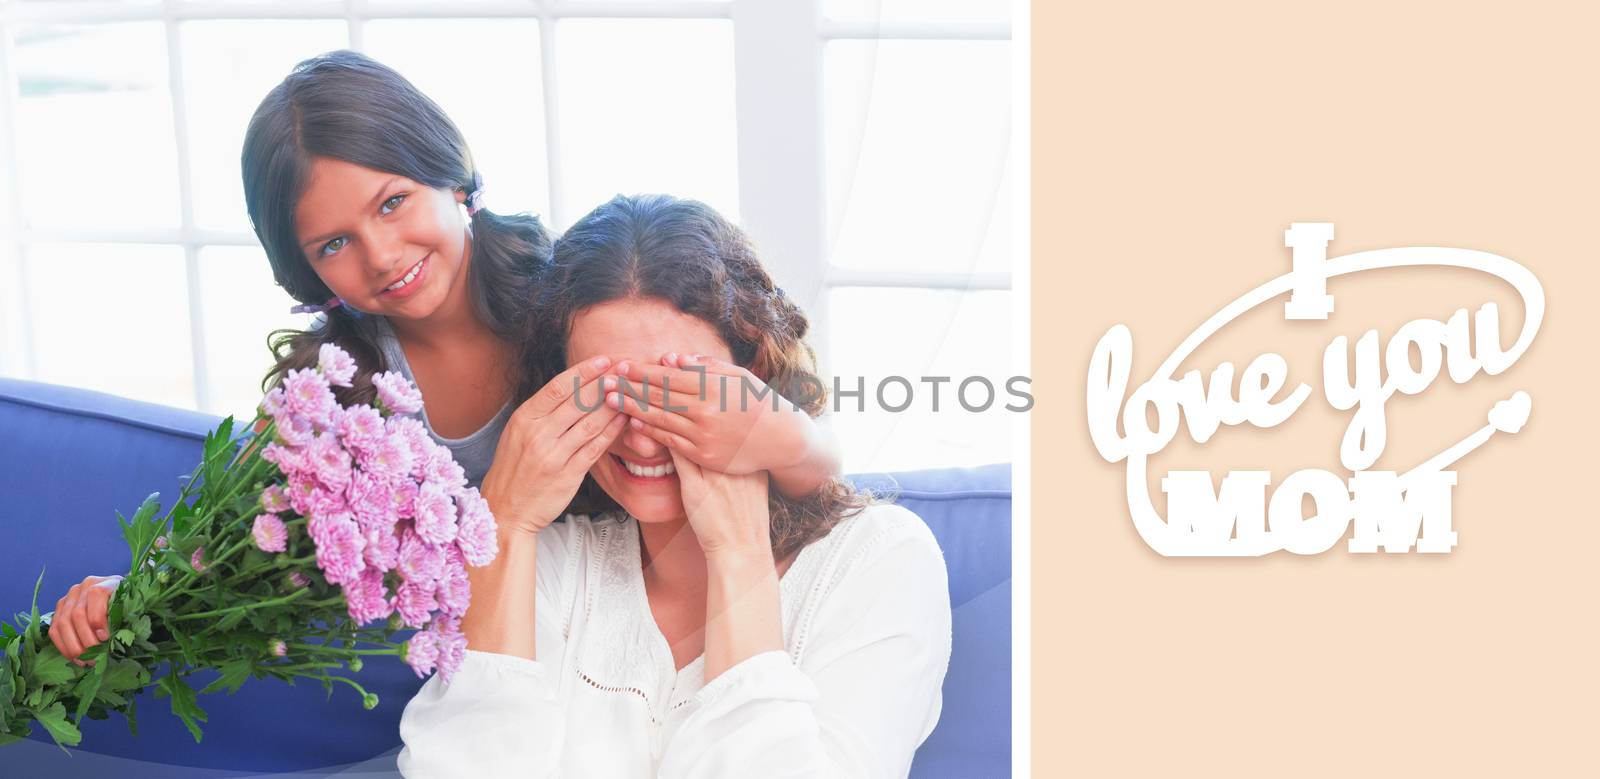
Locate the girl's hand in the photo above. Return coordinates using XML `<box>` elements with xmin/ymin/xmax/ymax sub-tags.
<box><xmin>610</xmin><ymin>354</ymin><xmax>813</xmax><ymax>477</ymax></box>
<box><xmin>480</xmin><ymin>356</ymin><xmax>628</xmax><ymax>536</ymax></box>
<box><xmin>667</xmin><ymin>447</ymin><xmax>772</xmax><ymax>559</ymax></box>
<box><xmin>47</xmin><ymin>574</ymin><xmax>122</xmax><ymax>667</ymax></box>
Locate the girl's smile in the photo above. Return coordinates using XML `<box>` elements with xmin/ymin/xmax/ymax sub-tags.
<box><xmin>291</xmin><ymin>156</ymin><xmax>469</xmax><ymax>321</ymax></box>
<box><xmin>377</xmin><ymin>252</ymin><xmax>431</xmax><ymax>300</ymax></box>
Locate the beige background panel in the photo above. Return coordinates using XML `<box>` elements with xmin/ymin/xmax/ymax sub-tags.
<box><xmin>1035</xmin><ymin>2</ymin><xmax>1600</xmax><ymax>775</ymax></box>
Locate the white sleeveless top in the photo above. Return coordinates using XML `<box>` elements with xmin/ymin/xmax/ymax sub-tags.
<box><xmin>397</xmin><ymin>502</ymin><xmax>952</xmax><ymax>778</ymax></box>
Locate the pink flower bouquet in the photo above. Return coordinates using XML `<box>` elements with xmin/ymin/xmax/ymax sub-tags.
<box><xmin>0</xmin><ymin>344</ymin><xmax>497</xmax><ymax>749</ymax></box>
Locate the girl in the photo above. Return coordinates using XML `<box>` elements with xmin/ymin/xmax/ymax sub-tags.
<box><xmin>46</xmin><ymin>50</ymin><xmax>841</xmax><ymax>668</ymax></box>
<box><xmin>398</xmin><ymin>195</ymin><xmax>952</xmax><ymax>777</ymax></box>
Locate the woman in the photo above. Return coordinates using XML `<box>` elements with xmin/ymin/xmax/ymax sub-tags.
<box><xmin>399</xmin><ymin>195</ymin><xmax>953</xmax><ymax>777</ymax></box>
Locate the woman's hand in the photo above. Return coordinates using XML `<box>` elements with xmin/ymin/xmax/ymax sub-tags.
<box><xmin>667</xmin><ymin>446</ymin><xmax>772</xmax><ymax>559</ymax></box>
<box><xmin>480</xmin><ymin>356</ymin><xmax>628</xmax><ymax>536</ymax></box>
<box><xmin>47</xmin><ymin>574</ymin><xmax>122</xmax><ymax>667</ymax></box>
<box><xmin>611</xmin><ymin>354</ymin><xmax>823</xmax><ymax>475</ymax></box>
<box><xmin>669</xmin><ymin>450</ymin><xmax>785</xmax><ymax>683</ymax></box>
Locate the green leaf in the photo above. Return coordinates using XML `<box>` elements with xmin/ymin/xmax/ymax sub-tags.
<box><xmin>164</xmin><ymin>548</ymin><xmax>199</xmax><ymax>575</ymax></box>
<box><xmin>22</xmin><ymin>569</ymin><xmax>46</xmax><ymax>660</ymax></box>
<box><xmin>155</xmin><ymin>673</ymin><xmax>206</xmax><ymax>743</ymax></box>
<box><xmin>131</xmin><ymin>615</ymin><xmax>152</xmax><ymax>644</ymax></box>
<box><xmin>121</xmin><ymin>493</ymin><xmax>163</xmax><ymax>571</ymax></box>
<box><xmin>0</xmin><ymin>622</ymin><xmax>17</xmax><ymax>641</ymax></box>
<box><xmin>125</xmin><ymin>693</ymin><xmax>139</xmax><ymax>737</ymax></box>
<box><xmin>0</xmin><ymin>666</ymin><xmax>15</xmax><ymax>723</ymax></box>
<box><xmin>28</xmin><ymin>701</ymin><xmax>82</xmax><ymax>748</ymax></box>
<box><xmin>216</xmin><ymin>608</ymin><xmax>248</xmax><ymax>633</ymax></box>
<box><xmin>72</xmin><ymin>651</ymin><xmax>109</xmax><ymax>723</ymax></box>
<box><xmin>104</xmin><ymin>658</ymin><xmax>148</xmax><ymax>692</ymax></box>
<box><xmin>172</xmin><ymin>534</ymin><xmax>206</xmax><ymax>558</ymax></box>
<box><xmin>199</xmin><ymin>658</ymin><xmax>253</xmax><ymax>696</ymax></box>
<box><xmin>29</xmin><ymin>647</ymin><xmax>75</xmax><ymax>687</ymax></box>
<box><xmin>113</xmin><ymin>629</ymin><xmax>136</xmax><ymax>646</ymax></box>
<box><xmin>93</xmin><ymin>688</ymin><xmax>127</xmax><ymax>708</ymax></box>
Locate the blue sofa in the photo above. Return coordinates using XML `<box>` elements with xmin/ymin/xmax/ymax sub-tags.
<box><xmin>0</xmin><ymin>378</ymin><xmax>1011</xmax><ymax>777</ymax></box>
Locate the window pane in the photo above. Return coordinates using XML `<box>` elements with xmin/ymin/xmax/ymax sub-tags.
<box><xmin>182</xmin><ymin>21</ymin><xmax>350</xmax><ymax>233</ymax></box>
<box><xmin>197</xmin><ymin>246</ymin><xmax>315</xmax><ymax>420</ymax></box>
<box><xmin>12</xmin><ymin>24</ymin><xmax>180</xmax><ymax>230</ymax></box>
<box><xmin>555</xmin><ymin>20</ymin><xmax>739</xmax><ymax>229</ymax></box>
<box><xmin>25</xmin><ymin>242</ymin><xmax>195</xmax><ymax>408</ymax></box>
<box><xmin>364</xmin><ymin>19</ymin><xmax>551</xmax><ymax>223</ymax></box>
<box><xmin>825</xmin><ymin>40</ymin><xmax>1010</xmax><ymax>275</ymax></box>
<box><xmin>826</xmin><ymin>288</ymin><xmax>1014</xmax><ymax>472</ymax></box>
<box><xmin>824</xmin><ymin>0</ymin><xmax>1009</xmax><ymax>25</ymax></box>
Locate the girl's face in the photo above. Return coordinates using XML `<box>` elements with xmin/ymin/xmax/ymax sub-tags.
<box><xmin>566</xmin><ymin>296</ymin><xmax>735</xmax><ymax>524</ymax></box>
<box><xmin>292</xmin><ymin>157</ymin><xmax>469</xmax><ymax>321</ymax></box>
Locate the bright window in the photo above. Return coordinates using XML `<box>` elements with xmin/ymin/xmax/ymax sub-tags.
<box><xmin>0</xmin><ymin>0</ymin><xmax>1012</xmax><ymax>473</ymax></box>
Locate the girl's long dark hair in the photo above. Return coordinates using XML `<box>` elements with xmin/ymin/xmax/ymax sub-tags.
<box><xmin>243</xmin><ymin>50</ymin><xmax>551</xmax><ymax>403</ymax></box>
<box><xmin>523</xmin><ymin>194</ymin><xmax>870</xmax><ymax>564</ymax></box>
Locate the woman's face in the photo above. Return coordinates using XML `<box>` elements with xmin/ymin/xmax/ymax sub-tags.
<box><xmin>292</xmin><ymin>157</ymin><xmax>469</xmax><ymax>321</ymax></box>
<box><xmin>566</xmin><ymin>296</ymin><xmax>735</xmax><ymax>524</ymax></box>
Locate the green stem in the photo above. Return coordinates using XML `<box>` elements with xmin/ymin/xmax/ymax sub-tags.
<box><xmin>287</xmin><ymin>642</ymin><xmax>400</xmax><ymax>656</ymax></box>
<box><xmin>145</xmin><ymin>453</ymin><xmax>277</xmax><ymax>612</ymax></box>
<box><xmin>270</xmin><ymin>661</ymin><xmax>344</xmax><ymax>673</ymax></box>
<box><xmin>169</xmin><ymin>589</ymin><xmax>313</xmax><ymax>622</ymax></box>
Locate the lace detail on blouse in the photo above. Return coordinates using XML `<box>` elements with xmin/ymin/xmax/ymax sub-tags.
<box><xmin>566</xmin><ymin>510</ymin><xmax>868</xmax><ymax>719</ymax></box>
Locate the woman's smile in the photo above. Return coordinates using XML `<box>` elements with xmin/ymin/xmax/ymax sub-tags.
<box><xmin>612</xmin><ymin>453</ymin><xmax>678</xmax><ymax>481</ymax></box>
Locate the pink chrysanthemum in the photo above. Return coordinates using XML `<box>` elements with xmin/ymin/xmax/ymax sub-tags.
<box><xmin>268</xmin><ymin>638</ymin><xmax>287</xmax><ymax>657</ymax></box>
<box><xmin>394</xmin><ymin>580</ymin><xmax>438</xmax><ymax>628</ymax></box>
<box><xmin>288</xmin><ymin>571</ymin><xmax>311</xmax><ymax>589</ymax></box>
<box><xmin>358</xmin><ymin>434</ymin><xmax>415</xmax><ymax>484</ymax></box>
<box><xmin>317</xmin><ymin>343</ymin><xmax>357</xmax><ymax>388</ymax></box>
<box><xmin>372</xmin><ymin>371</ymin><xmax>424</xmax><ymax>415</ymax></box>
<box><xmin>435</xmin><ymin>561</ymin><xmax>471</xmax><ymax>617</ymax></box>
<box><xmin>386</xmin><ymin>480</ymin><xmax>419</xmax><ymax>520</ymax></box>
<box><xmin>307</xmin><ymin>432</ymin><xmax>354</xmax><ymax>492</ymax></box>
<box><xmin>421</xmin><ymin>446</ymin><xmax>467</xmax><ymax>497</ymax></box>
<box><xmin>272</xmin><ymin>410</ymin><xmax>317</xmax><ymax>448</ymax></box>
<box><xmin>262</xmin><ymin>442</ymin><xmax>306</xmax><ymax>478</ymax></box>
<box><xmin>404</xmin><ymin>630</ymin><xmax>439</xmax><ymax>678</ymax></box>
<box><xmin>252</xmin><ymin>513</ymin><xmax>288</xmax><ymax>553</ymax></box>
<box><xmin>282</xmin><ymin>367</ymin><xmax>336</xmax><ymax>427</ymax></box>
<box><xmin>259</xmin><ymin>386</ymin><xmax>287</xmax><ymax>417</ymax></box>
<box><xmin>260</xmin><ymin>484</ymin><xmax>291</xmax><ymax>514</ymax></box>
<box><xmin>286</xmin><ymin>472</ymin><xmax>319</xmax><ymax>516</ymax></box>
<box><xmin>412</xmin><ymin>484</ymin><xmax>458</xmax><ymax>546</ymax></box>
<box><xmin>362</xmin><ymin>524</ymin><xmax>401</xmax><ymax>571</ymax></box>
<box><xmin>190</xmin><ymin>547</ymin><xmax>208</xmax><ymax>574</ymax></box>
<box><xmin>433</xmin><ymin>617</ymin><xmax>468</xmax><ymax>682</ymax></box>
<box><xmin>308</xmin><ymin>485</ymin><xmax>351</xmax><ymax>521</ymax></box>
<box><xmin>336</xmin><ymin>404</ymin><xmax>386</xmax><ymax>455</ymax></box>
<box><xmin>309</xmin><ymin>513</ymin><xmax>366</xmax><ymax>586</ymax></box>
<box><xmin>397</xmin><ymin>532</ymin><xmax>445</xmax><ymax>584</ymax></box>
<box><xmin>343</xmin><ymin>568</ymin><xmax>393</xmax><ymax>624</ymax></box>
<box><xmin>346</xmin><ymin>470</ymin><xmax>391</xmax><ymax>530</ymax></box>
<box><xmin>387</xmin><ymin>416</ymin><xmax>433</xmax><ymax>467</ymax></box>
<box><xmin>453</xmin><ymin>488</ymin><xmax>498</xmax><ymax>567</ymax></box>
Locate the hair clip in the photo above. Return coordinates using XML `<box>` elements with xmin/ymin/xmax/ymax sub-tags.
<box><xmin>289</xmin><ymin>297</ymin><xmax>342</xmax><ymax>315</ymax></box>
<box><xmin>466</xmin><ymin>171</ymin><xmax>486</xmax><ymax>216</ymax></box>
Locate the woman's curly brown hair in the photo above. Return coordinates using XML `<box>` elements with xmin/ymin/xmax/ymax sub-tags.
<box><xmin>519</xmin><ymin>194</ymin><xmax>871</xmax><ymax>565</ymax></box>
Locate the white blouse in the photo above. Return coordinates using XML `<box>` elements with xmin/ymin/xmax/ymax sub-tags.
<box><xmin>397</xmin><ymin>502</ymin><xmax>953</xmax><ymax>778</ymax></box>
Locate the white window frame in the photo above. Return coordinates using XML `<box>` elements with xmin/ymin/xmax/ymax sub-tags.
<box><xmin>0</xmin><ymin>0</ymin><xmax>1010</xmax><ymax>412</ymax></box>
